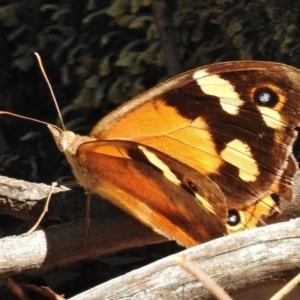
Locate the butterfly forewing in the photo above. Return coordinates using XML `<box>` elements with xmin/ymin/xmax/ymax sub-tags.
<box><xmin>91</xmin><ymin>61</ymin><xmax>300</xmax><ymax>209</ymax></box>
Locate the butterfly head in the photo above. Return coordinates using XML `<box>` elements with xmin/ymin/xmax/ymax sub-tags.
<box><xmin>47</xmin><ymin>124</ymin><xmax>97</xmax><ymax>156</ymax></box>
<box><xmin>47</xmin><ymin>125</ymin><xmax>76</xmax><ymax>152</ymax></box>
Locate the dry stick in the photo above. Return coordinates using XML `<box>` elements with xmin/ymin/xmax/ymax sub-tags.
<box><xmin>84</xmin><ymin>191</ymin><xmax>92</xmax><ymax>249</ymax></box>
<box><xmin>175</xmin><ymin>254</ymin><xmax>233</xmax><ymax>300</ymax></box>
<box><xmin>7</xmin><ymin>278</ymin><xmax>31</xmax><ymax>300</ymax></box>
<box><xmin>25</xmin><ymin>284</ymin><xmax>66</xmax><ymax>300</ymax></box>
<box><xmin>24</xmin><ymin>182</ymin><xmax>57</xmax><ymax>235</ymax></box>
<box><xmin>259</xmin><ymin>218</ymin><xmax>268</xmax><ymax>226</ymax></box>
<box><xmin>269</xmin><ymin>272</ymin><xmax>300</xmax><ymax>300</ymax></box>
<box><xmin>152</xmin><ymin>0</ymin><xmax>183</xmax><ymax>76</ymax></box>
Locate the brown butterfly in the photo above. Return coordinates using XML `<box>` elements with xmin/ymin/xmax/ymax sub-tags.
<box><xmin>2</xmin><ymin>60</ymin><xmax>300</xmax><ymax>247</ymax></box>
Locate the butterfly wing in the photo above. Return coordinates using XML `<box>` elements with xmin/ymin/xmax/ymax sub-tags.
<box><xmin>75</xmin><ymin>140</ymin><xmax>227</xmax><ymax>247</ymax></box>
<box><xmin>49</xmin><ymin>61</ymin><xmax>300</xmax><ymax>245</ymax></box>
<box><xmin>91</xmin><ymin>61</ymin><xmax>300</xmax><ymax>209</ymax></box>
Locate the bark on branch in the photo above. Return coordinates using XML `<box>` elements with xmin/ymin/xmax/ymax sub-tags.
<box><xmin>69</xmin><ymin>219</ymin><xmax>300</xmax><ymax>299</ymax></box>
<box><xmin>1</xmin><ymin>173</ymin><xmax>300</xmax><ymax>298</ymax></box>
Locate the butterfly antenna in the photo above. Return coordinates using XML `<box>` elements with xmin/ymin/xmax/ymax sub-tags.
<box><xmin>34</xmin><ymin>52</ymin><xmax>66</xmax><ymax>131</ymax></box>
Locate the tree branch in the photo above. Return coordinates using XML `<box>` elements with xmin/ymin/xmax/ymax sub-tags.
<box><xmin>152</xmin><ymin>0</ymin><xmax>183</xmax><ymax>75</ymax></box>
<box><xmin>69</xmin><ymin>219</ymin><xmax>300</xmax><ymax>299</ymax></box>
<box><xmin>1</xmin><ymin>173</ymin><xmax>300</xmax><ymax>298</ymax></box>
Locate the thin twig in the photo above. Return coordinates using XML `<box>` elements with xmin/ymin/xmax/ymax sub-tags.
<box><xmin>24</xmin><ymin>182</ymin><xmax>57</xmax><ymax>235</ymax></box>
<box><xmin>175</xmin><ymin>254</ymin><xmax>233</xmax><ymax>300</ymax></box>
<box><xmin>269</xmin><ymin>272</ymin><xmax>300</xmax><ymax>300</ymax></box>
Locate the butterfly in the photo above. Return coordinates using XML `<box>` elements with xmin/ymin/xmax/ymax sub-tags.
<box><xmin>3</xmin><ymin>60</ymin><xmax>300</xmax><ymax>247</ymax></box>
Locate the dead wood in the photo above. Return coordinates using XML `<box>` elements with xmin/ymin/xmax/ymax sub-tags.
<box><xmin>68</xmin><ymin>219</ymin><xmax>300</xmax><ymax>300</ymax></box>
<box><xmin>0</xmin><ymin>176</ymin><xmax>166</xmax><ymax>282</ymax></box>
<box><xmin>1</xmin><ymin>173</ymin><xmax>300</xmax><ymax>298</ymax></box>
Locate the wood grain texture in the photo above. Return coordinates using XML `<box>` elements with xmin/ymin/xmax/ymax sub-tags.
<box><xmin>67</xmin><ymin>219</ymin><xmax>300</xmax><ymax>300</ymax></box>
<box><xmin>1</xmin><ymin>173</ymin><xmax>300</xmax><ymax>298</ymax></box>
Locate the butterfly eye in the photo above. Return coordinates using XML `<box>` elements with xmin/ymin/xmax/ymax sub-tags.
<box><xmin>187</xmin><ymin>180</ymin><xmax>197</xmax><ymax>192</ymax></box>
<box><xmin>227</xmin><ymin>209</ymin><xmax>240</xmax><ymax>226</ymax></box>
<box><xmin>253</xmin><ymin>87</ymin><xmax>278</xmax><ymax>107</ymax></box>
<box><xmin>57</xmin><ymin>137</ymin><xmax>68</xmax><ymax>151</ymax></box>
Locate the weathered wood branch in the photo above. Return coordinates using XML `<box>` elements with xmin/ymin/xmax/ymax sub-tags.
<box><xmin>1</xmin><ymin>173</ymin><xmax>300</xmax><ymax>298</ymax></box>
<box><xmin>0</xmin><ymin>176</ymin><xmax>166</xmax><ymax>281</ymax></box>
<box><xmin>68</xmin><ymin>219</ymin><xmax>300</xmax><ymax>299</ymax></box>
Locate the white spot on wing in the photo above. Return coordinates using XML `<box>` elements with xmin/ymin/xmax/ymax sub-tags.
<box><xmin>195</xmin><ymin>193</ymin><xmax>216</xmax><ymax>215</ymax></box>
<box><xmin>193</xmin><ymin>70</ymin><xmax>243</xmax><ymax>115</ymax></box>
<box><xmin>220</xmin><ymin>139</ymin><xmax>259</xmax><ymax>182</ymax></box>
<box><xmin>138</xmin><ymin>145</ymin><xmax>181</xmax><ymax>185</ymax></box>
<box><xmin>258</xmin><ymin>107</ymin><xmax>283</xmax><ymax>129</ymax></box>
<box><xmin>139</xmin><ymin>145</ymin><xmax>218</xmax><ymax>216</ymax></box>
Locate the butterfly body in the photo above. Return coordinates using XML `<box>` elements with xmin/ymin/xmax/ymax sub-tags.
<box><xmin>48</xmin><ymin>61</ymin><xmax>300</xmax><ymax>247</ymax></box>
<box><xmin>49</xmin><ymin>125</ymin><xmax>227</xmax><ymax>247</ymax></box>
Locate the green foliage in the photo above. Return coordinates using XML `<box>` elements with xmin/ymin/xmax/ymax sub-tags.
<box><xmin>3</xmin><ymin>0</ymin><xmax>300</xmax><ymax>111</ymax></box>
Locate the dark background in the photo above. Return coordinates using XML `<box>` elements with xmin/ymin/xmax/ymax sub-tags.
<box><xmin>1</xmin><ymin>0</ymin><xmax>300</xmax><ymax>298</ymax></box>
<box><xmin>1</xmin><ymin>0</ymin><xmax>300</xmax><ymax>184</ymax></box>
